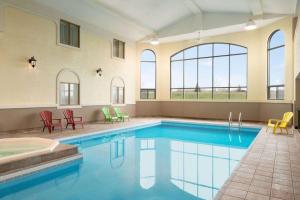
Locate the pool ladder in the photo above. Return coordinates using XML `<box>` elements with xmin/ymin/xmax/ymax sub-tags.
<box><xmin>228</xmin><ymin>112</ymin><xmax>243</xmax><ymax>130</ymax></box>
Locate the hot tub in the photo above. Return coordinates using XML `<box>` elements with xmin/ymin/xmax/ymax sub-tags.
<box><xmin>0</xmin><ymin>137</ymin><xmax>59</xmax><ymax>163</ymax></box>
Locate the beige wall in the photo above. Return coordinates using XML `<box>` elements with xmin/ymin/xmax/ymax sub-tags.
<box><xmin>0</xmin><ymin>105</ymin><xmax>135</xmax><ymax>132</ymax></box>
<box><xmin>0</xmin><ymin>6</ymin><xmax>297</xmax><ymax>131</ymax></box>
<box><xmin>136</xmin><ymin>101</ymin><xmax>293</xmax><ymax>123</ymax></box>
<box><xmin>0</xmin><ymin>6</ymin><xmax>136</xmax><ymax>108</ymax></box>
<box><xmin>136</xmin><ymin>17</ymin><xmax>294</xmax><ymax>103</ymax></box>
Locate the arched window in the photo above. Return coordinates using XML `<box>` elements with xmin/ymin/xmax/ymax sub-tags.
<box><xmin>140</xmin><ymin>50</ymin><xmax>156</xmax><ymax>99</ymax></box>
<box><xmin>57</xmin><ymin>69</ymin><xmax>80</xmax><ymax>106</ymax></box>
<box><xmin>170</xmin><ymin>43</ymin><xmax>247</xmax><ymax>100</ymax></box>
<box><xmin>267</xmin><ymin>30</ymin><xmax>285</xmax><ymax>100</ymax></box>
<box><xmin>111</xmin><ymin>77</ymin><xmax>125</xmax><ymax>104</ymax></box>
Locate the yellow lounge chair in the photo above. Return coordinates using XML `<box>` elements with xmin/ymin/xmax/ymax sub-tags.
<box><xmin>267</xmin><ymin>112</ymin><xmax>293</xmax><ymax>134</ymax></box>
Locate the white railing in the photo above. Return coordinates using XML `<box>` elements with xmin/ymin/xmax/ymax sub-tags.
<box><xmin>238</xmin><ymin>112</ymin><xmax>242</xmax><ymax>129</ymax></box>
<box><xmin>229</xmin><ymin>112</ymin><xmax>243</xmax><ymax>130</ymax></box>
<box><xmin>228</xmin><ymin>112</ymin><xmax>233</xmax><ymax>128</ymax></box>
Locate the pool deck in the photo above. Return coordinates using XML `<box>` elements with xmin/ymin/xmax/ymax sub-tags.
<box><xmin>0</xmin><ymin>117</ymin><xmax>299</xmax><ymax>200</ymax></box>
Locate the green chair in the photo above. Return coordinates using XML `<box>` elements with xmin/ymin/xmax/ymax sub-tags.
<box><xmin>102</xmin><ymin>107</ymin><xmax>118</xmax><ymax>123</ymax></box>
<box><xmin>114</xmin><ymin>107</ymin><xmax>129</xmax><ymax>122</ymax></box>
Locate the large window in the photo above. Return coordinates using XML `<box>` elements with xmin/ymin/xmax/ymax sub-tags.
<box><xmin>59</xmin><ymin>83</ymin><xmax>80</xmax><ymax>106</ymax></box>
<box><xmin>60</xmin><ymin>20</ymin><xmax>80</xmax><ymax>48</ymax></box>
<box><xmin>170</xmin><ymin>43</ymin><xmax>247</xmax><ymax>100</ymax></box>
<box><xmin>267</xmin><ymin>30</ymin><xmax>285</xmax><ymax>100</ymax></box>
<box><xmin>140</xmin><ymin>50</ymin><xmax>156</xmax><ymax>99</ymax></box>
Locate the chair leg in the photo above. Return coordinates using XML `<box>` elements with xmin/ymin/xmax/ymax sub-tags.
<box><xmin>42</xmin><ymin>126</ymin><xmax>45</xmax><ymax>132</ymax></box>
<box><xmin>273</xmin><ymin>126</ymin><xmax>277</xmax><ymax>134</ymax></box>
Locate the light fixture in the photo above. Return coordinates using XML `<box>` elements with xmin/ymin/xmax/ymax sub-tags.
<box><xmin>245</xmin><ymin>19</ymin><xmax>257</xmax><ymax>31</ymax></box>
<box><xmin>96</xmin><ymin>68</ymin><xmax>102</xmax><ymax>76</ymax></box>
<box><xmin>150</xmin><ymin>38</ymin><xmax>160</xmax><ymax>45</ymax></box>
<box><xmin>28</xmin><ymin>56</ymin><xmax>37</xmax><ymax>68</ymax></box>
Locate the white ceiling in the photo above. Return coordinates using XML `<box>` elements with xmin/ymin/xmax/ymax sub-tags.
<box><xmin>1</xmin><ymin>0</ymin><xmax>299</xmax><ymax>42</ymax></box>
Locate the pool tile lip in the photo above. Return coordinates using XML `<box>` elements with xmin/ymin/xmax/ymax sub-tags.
<box><xmin>59</xmin><ymin>120</ymin><xmax>162</xmax><ymax>143</ymax></box>
<box><xmin>0</xmin><ymin>154</ymin><xmax>83</xmax><ymax>183</ymax></box>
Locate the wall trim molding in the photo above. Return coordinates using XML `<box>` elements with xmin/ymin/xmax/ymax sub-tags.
<box><xmin>136</xmin><ymin>100</ymin><xmax>294</xmax><ymax>104</ymax></box>
<box><xmin>0</xmin><ymin>103</ymin><xmax>136</xmax><ymax>110</ymax></box>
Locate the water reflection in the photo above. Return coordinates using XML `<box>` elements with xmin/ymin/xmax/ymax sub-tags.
<box><xmin>110</xmin><ymin>138</ymin><xmax>125</xmax><ymax>169</ymax></box>
<box><xmin>140</xmin><ymin>139</ymin><xmax>156</xmax><ymax>189</ymax></box>
<box><xmin>170</xmin><ymin>141</ymin><xmax>246</xmax><ymax>200</ymax></box>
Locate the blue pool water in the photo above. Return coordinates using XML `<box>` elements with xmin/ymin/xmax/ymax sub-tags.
<box><xmin>0</xmin><ymin>122</ymin><xmax>260</xmax><ymax>200</ymax></box>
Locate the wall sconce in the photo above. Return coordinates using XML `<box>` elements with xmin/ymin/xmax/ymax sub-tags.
<box><xmin>96</xmin><ymin>68</ymin><xmax>102</xmax><ymax>76</ymax></box>
<box><xmin>28</xmin><ymin>56</ymin><xmax>37</xmax><ymax>68</ymax></box>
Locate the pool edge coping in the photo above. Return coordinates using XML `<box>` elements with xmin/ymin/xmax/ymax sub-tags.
<box><xmin>0</xmin><ymin>154</ymin><xmax>83</xmax><ymax>183</ymax></box>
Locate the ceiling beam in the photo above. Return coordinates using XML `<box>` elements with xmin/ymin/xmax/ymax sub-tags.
<box><xmin>183</xmin><ymin>0</ymin><xmax>202</xmax><ymax>14</ymax></box>
<box><xmin>0</xmin><ymin>2</ymin><xmax>4</xmax><ymax>32</ymax></box>
<box><xmin>249</xmin><ymin>0</ymin><xmax>263</xmax><ymax>16</ymax></box>
<box><xmin>157</xmin><ymin>12</ymin><xmax>250</xmax><ymax>38</ymax></box>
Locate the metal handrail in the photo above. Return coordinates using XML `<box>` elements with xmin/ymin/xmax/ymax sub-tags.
<box><xmin>228</xmin><ymin>112</ymin><xmax>233</xmax><ymax>128</ymax></box>
<box><xmin>238</xmin><ymin>112</ymin><xmax>242</xmax><ymax>128</ymax></box>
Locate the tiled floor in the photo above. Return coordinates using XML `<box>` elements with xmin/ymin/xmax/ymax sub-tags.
<box><xmin>216</xmin><ymin>126</ymin><xmax>300</xmax><ymax>200</ymax></box>
<box><xmin>0</xmin><ymin>118</ymin><xmax>161</xmax><ymax>139</ymax></box>
<box><xmin>0</xmin><ymin>117</ymin><xmax>299</xmax><ymax>200</ymax></box>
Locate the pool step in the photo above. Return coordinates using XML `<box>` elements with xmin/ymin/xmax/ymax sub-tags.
<box><xmin>0</xmin><ymin>143</ymin><xmax>79</xmax><ymax>178</ymax></box>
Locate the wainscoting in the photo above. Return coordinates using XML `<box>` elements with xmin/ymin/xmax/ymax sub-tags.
<box><xmin>0</xmin><ymin>105</ymin><xmax>136</xmax><ymax>132</ymax></box>
<box><xmin>136</xmin><ymin>101</ymin><xmax>293</xmax><ymax>123</ymax></box>
<box><xmin>0</xmin><ymin>101</ymin><xmax>294</xmax><ymax>132</ymax></box>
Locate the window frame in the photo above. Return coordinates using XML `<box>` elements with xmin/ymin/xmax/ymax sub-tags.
<box><xmin>267</xmin><ymin>30</ymin><xmax>285</xmax><ymax>100</ymax></box>
<box><xmin>112</xmin><ymin>86</ymin><xmax>125</xmax><ymax>105</ymax></box>
<box><xmin>59</xmin><ymin>19</ymin><xmax>80</xmax><ymax>48</ymax></box>
<box><xmin>59</xmin><ymin>82</ymin><xmax>80</xmax><ymax>106</ymax></box>
<box><xmin>140</xmin><ymin>49</ymin><xmax>157</xmax><ymax>100</ymax></box>
<box><xmin>170</xmin><ymin>43</ymin><xmax>248</xmax><ymax>100</ymax></box>
<box><xmin>112</xmin><ymin>39</ymin><xmax>125</xmax><ymax>59</ymax></box>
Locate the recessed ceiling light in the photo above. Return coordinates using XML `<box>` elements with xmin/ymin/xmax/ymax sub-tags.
<box><xmin>245</xmin><ymin>19</ymin><xmax>257</xmax><ymax>31</ymax></box>
<box><xmin>150</xmin><ymin>38</ymin><xmax>160</xmax><ymax>45</ymax></box>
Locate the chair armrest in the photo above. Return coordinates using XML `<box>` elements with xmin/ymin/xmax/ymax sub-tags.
<box><xmin>74</xmin><ymin>116</ymin><xmax>83</xmax><ymax>122</ymax></box>
<box><xmin>268</xmin><ymin>119</ymin><xmax>281</xmax><ymax>123</ymax></box>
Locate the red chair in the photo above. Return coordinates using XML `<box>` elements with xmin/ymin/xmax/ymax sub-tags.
<box><xmin>40</xmin><ymin>111</ymin><xmax>62</xmax><ymax>133</ymax></box>
<box><xmin>63</xmin><ymin>109</ymin><xmax>84</xmax><ymax>130</ymax></box>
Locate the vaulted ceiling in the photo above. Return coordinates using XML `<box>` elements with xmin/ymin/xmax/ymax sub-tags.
<box><xmin>2</xmin><ymin>0</ymin><xmax>299</xmax><ymax>42</ymax></box>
